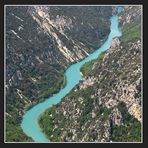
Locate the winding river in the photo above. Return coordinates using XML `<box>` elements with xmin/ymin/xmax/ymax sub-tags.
<box><xmin>21</xmin><ymin>6</ymin><xmax>122</xmax><ymax>142</ymax></box>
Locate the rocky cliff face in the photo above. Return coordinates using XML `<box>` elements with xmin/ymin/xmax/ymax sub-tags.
<box><xmin>6</xmin><ymin>6</ymin><xmax>113</xmax><ymax>141</ymax></box>
<box><xmin>39</xmin><ymin>6</ymin><xmax>142</xmax><ymax>142</ymax></box>
<box><xmin>92</xmin><ymin>37</ymin><xmax>141</xmax><ymax>122</ymax></box>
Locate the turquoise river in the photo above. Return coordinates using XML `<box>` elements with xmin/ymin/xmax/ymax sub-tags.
<box><xmin>21</xmin><ymin>6</ymin><xmax>122</xmax><ymax>142</ymax></box>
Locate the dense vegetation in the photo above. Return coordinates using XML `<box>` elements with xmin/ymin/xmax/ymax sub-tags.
<box><xmin>39</xmin><ymin>85</ymin><xmax>112</xmax><ymax>141</ymax></box>
<box><xmin>6</xmin><ymin>116</ymin><xmax>32</xmax><ymax>142</ymax></box>
<box><xmin>39</xmin><ymin>88</ymin><xmax>141</xmax><ymax>142</ymax></box>
<box><xmin>37</xmin><ymin>72</ymin><xmax>65</xmax><ymax>101</ymax></box>
<box><xmin>80</xmin><ymin>51</ymin><xmax>106</xmax><ymax>76</ymax></box>
<box><xmin>6</xmin><ymin>72</ymin><xmax>65</xmax><ymax>142</ymax></box>
<box><xmin>111</xmin><ymin>102</ymin><xmax>141</xmax><ymax>142</ymax></box>
<box><xmin>121</xmin><ymin>22</ymin><xmax>141</xmax><ymax>43</ymax></box>
<box><xmin>39</xmin><ymin>106</ymin><xmax>65</xmax><ymax>141</ymax></box>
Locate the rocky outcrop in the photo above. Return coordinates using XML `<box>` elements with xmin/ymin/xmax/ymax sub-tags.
<box><xmin>118</xmin><ymin>6</ymin><xmax>141</xmax><ymax>28</ymax></box>
<box><xmin>78</xmin><ymin>76</ymin><xmax>97</xmax><ymax>90</ymax></box>
<box><xmin>93</xmin><ymin>38</ymin><xmax>142</xmax><ymax>122</ymax></box>
<box><xmin>110</xmin><ymin>107</ymin><xmax>123</xmax><ymax>126</ymax></box>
